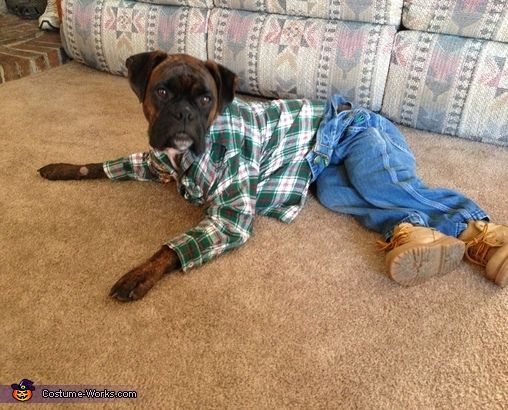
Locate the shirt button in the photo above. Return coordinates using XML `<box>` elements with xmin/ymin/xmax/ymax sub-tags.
<box><xmin>314</xmin><ymin>156</ymin><xmax>322</xmax><ymax>165</ymax></box>
<box><xmin>188</xmin><ymin>262</ymin><xmax>194</xmax><ymax>269</ymax></box>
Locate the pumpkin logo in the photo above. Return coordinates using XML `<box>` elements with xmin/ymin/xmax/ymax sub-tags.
<box><xmin>11</xmin><ymin>379</ymin><xmax>35</xmax><ymax>402</ymax></box>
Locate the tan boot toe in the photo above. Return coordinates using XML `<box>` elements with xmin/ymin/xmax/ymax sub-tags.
<box><xmin>487</xmin><ymin>244</ymin><xmax>508</xmax><ymax>287</ymax></box>
<box><xmin>460</xmin><ymin>221</ymin><xmax>508</xmax><ymax>288</ymax></box>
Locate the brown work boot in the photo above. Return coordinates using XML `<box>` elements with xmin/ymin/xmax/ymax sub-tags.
<box><xmin>459</xmin><ymin>221</ymin><xmax>508</xmax><ymax>287</ymax></box>
<box><xmin>379</xmin><ymin>223</ymin><xmax>465</xmax><ymax>286</ymax></box>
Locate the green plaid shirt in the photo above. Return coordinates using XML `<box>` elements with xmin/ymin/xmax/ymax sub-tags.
<box><xmin>104</xmin><ymin>98</ymin><xmax>325</xmax><ymax>271</ymax></box>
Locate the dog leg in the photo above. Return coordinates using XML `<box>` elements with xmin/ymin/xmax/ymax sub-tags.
<box><xmin>109</xmin><ymin>246</ymin><xmax>181</xmax><ymax>301</ymax></box>
<box><xmin>38</xmin><ymin>163</ymin><xmax>107</xmax><ymax>180</ymax></box>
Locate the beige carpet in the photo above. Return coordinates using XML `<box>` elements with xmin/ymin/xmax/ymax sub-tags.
<box><xmin>1</xmin><ymin>61</ymin><xmax>507</xmax><ymax>409</ymax></box>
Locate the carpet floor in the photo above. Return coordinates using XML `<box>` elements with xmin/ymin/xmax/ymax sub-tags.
<box><xmin>1</xmin><ymin>61</ymin><xmax>507</xmax><ymax>409</ymax></box>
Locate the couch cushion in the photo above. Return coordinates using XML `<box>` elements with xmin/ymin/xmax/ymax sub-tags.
<box><xmin>403</xmin><ymin>0</ymin><xmax>508</xmax><ymax>43</ymax></box>
<box><xmin>60</xmin><ymin>0</ymin><xmax>208</xmax><ymax>75</ymax></box>
<box><xmin>214</xmin><ymin>0</ymin><xmax>404</xmax><ymax>25</ymax></box>
<box><xmin>381</xmin><ymin>30</ymin><xmax>508</xmax><ymax>146</ymax></box>
<box><xmin>208</xmin><ymin>8</ymin><xmax>396</xmax><ymax>111</ymax></box>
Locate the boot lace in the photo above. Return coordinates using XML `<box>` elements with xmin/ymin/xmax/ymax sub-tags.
<box><xmin>377</xmin><ymin>225</ymin><xmax>411</xmax><ymax>252</ymax></box>
<box><xmin>465</xmin><ymin>224</ymin><xmax>503</xmax><ymax>266</ymax></box>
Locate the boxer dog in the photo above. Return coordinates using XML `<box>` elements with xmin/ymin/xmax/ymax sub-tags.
<box><xmin>38</xmin><ymin>51</ymin><xmax>238</xmax><ymax>301</ymax></box>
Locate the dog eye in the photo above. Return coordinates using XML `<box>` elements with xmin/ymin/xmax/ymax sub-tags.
<box><xmin>199</xmin><ymin>95</ymin><xmax>211</xmax><ymax>105</ymax></box>
<box><xmin>156</xmin><ymin>87</ymin><xmax>169</xmax><ymax>100</ymax></box>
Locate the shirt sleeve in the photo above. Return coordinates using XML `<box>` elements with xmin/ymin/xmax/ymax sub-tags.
<box><xmin>103</xmin><ymin>151</ymin><xmax>176</xmax><ymax>182</ymax></box>
<box><xmin>165</xmin><ymin>168</ymin><xmax>256</xmax><ymax>271</ymax></box>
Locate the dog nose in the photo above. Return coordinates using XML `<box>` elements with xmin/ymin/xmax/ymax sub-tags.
<box><xmin>174</xmin><ymin>106</ymin><xmax>194</xmax><ymax>122</ymax></box>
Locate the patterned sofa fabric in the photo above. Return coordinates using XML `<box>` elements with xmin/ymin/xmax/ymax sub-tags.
<box><xmin>134</xmin><ymin>0</ymin><xmax>212</xmax><ymax>7</ymax></box>
<box><xmin>60</xmin><ymin>0</ymin><xmax>209</xmax><ymax>75</ymax></box>
<box><xmin>403</xmin><ymin>0</ymin><xmax>508</xmax><ymax>43</ymax></box>
<box><xmin>214</xmin><ymin>0</ymin><xmax>404</xmax><ymax>26</ymax></box>
<box><xmin>381</xmin><ymin>30</ymin><xmax>508</xmax><ymax>146</ymax></box>
<box><xmin>208</xmin><ymin>8</ymin><xmax>396</xmax><ymax>111</ymax></box>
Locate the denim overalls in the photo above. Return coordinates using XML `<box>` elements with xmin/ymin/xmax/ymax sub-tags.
<box><xmin>305</xmin><ymin>95</ymin><xmax>488</xmax><ymax>239</ymax></box>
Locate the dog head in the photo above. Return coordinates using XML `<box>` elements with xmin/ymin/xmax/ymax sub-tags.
<box><xmin>126</xmin><ymin>51</ymin><xmax>238</xmax><ymax>155</ymax></box>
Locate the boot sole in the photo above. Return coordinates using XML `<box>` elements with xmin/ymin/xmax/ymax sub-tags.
<box><xmin>387</xmin><ymin>237</ymin><xmax>465</xmax><ymax>287</ymax></box>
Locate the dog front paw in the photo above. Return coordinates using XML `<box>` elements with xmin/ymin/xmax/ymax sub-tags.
<box><xmin>38</xmin><ymin>163</ymin><xmax>82</xmax><ymax>180</ymax></box>
<box><xmin>109</xmin><ymin>247</ymin><xmax>178</xmax><ymax>302</ymax></box>
<box><xmin>109</xmin><ymin>267</ymin><xmax>161</xmax><ymax>302</ymax></box>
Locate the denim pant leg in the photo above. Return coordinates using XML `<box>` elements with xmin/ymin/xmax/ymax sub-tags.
<box><xmin>316</xmin><ymin>124</ymin><xmax>488</xmax><ymax>239</ymax></box>
<box><xmin>316</xmin><ymin>163</ymin><xmax>402</xmax><ymax>233</ymax></box>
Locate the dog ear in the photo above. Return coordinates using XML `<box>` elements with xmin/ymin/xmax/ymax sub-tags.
<box><xmin>126</xmin><ymin>51</ymin><xmax>167</xmax><ymax>102</ymax></box>
<box><xmin>205</xmin><ymin>60</ymin><xmax>239</xmax><ymax>113</ymax></box>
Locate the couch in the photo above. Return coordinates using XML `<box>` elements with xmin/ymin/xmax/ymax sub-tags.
<box><xmin>59</xmin><ymin>0</ymin><xmax>508</xmax><ymax>146</ymax></box>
